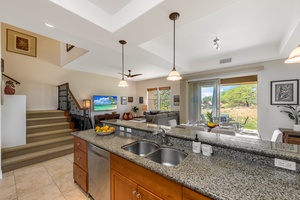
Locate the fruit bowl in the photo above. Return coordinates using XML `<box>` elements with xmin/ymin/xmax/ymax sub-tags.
<box><xmin>95</xmin><ymin>125</ymin><xmax>115</xmax><ymax>136</ymax></box>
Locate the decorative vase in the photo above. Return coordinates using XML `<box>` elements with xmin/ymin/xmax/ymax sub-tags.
<box><xmin>4</xmin><ymin>80</ymin><xmax>15</xmax><ymax>95</ymax></box>
<box><xmin>293</xmin><ymin>124</ymin><xmax>300</xmax><ymax>131</ymax></box>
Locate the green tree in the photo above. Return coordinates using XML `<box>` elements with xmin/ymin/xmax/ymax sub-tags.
<box><xmin>202</xmin><ymin>96</ymin><xmax>212</xmax><ymax>104</ymax></box>
<box><xmin>221</xmin><ymin>84</ymin><xmax>257</xmax><ymax>108</ymax></box>
<box><xmin>160</xmin><ymin>90</ymin><xmax>171</xmax><ymax>110</ymax></box>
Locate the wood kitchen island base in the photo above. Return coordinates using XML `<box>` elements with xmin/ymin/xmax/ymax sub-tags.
<box><xmin>110</xmin><ymin>153</ymin><xmax>211</xmax><ymax>200</ymax></box>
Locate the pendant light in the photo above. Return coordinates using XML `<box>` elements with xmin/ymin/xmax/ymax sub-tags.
<box><xmin>285</xmin><ymin>45</ymin><xmax>300</xmax><ymax>63</ymax></box>
<box><xmin>167</xmin><ymin>12</ymin><xmax>182</xmax><ymax>81</ymax></box>
<box><xmin>118</xmin><ymin>40</ymin><xmax>129</xmax><ymax>87</ymax></box>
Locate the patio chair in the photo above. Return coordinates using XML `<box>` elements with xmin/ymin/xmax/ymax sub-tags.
<box><xmin>239</xmin><ymin>116</ymin><xmax>249</xmax><ymax>130</ymax></box>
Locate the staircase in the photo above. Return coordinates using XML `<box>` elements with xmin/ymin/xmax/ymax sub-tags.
<box><xmin>1</xmin><ymin>110</ymin><xmax>74</xmax><ymax>172</ymax></box>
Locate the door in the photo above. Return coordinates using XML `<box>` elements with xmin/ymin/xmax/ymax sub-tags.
<box><xmin>111</xmin><ymin>170</ymin><xmax>137</xmax><ymax>200</ymax></box>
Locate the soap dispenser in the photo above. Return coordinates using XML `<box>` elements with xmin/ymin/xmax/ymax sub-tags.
<box><xmin>192</xmin><ymin>134</ymin><xmax>201</xmax><ymax>153</ymax></box>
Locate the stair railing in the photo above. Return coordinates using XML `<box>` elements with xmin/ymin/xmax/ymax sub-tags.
<box><xmin>57</xmin><ymin>83</ymin><xmax>92</xmax><ymax>130</ymax></box>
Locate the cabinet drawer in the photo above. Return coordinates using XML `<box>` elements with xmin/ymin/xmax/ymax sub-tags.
<box><xmin>183</xmin><ymin>187</ymin><xmax>211</xmax><ymax>200</ymax></box>
<box><xmin>74</xmin><ymin>147</ymin><xmax>88</xmax><ymax>171</ymax></box>
<box><xmin>74</xmin><ymin>137</ymin><xmax>87</xmax><ymax>153</ymax></box>
<box><xmin>73</xmin><ymin>163</ymin><xmax>88</xmax><ymax>192</ymax></box>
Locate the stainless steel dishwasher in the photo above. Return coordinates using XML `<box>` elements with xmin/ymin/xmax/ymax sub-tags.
<box><xmin>88</xmin><ymin>143</ymin><xmax>110</xmax><ymax>200</ymax></box>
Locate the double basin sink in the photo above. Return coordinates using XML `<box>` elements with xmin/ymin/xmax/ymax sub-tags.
<box><xmin>121</xmin><ymin>140</ymin><xmax>187</xmax><ymax>167</ymax></box>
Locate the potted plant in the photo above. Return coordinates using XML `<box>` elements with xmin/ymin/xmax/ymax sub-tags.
<box><xmin>278</xmin><ymin>105</ymin><xmax>300</xmax><ymax>131</ymax></box>
<box><xmin>132</xmin><ymin>106</ymin><xmax>139</xmax><ymax>117</ymax></box>
<box><xmin>206</xmin><ymin>111</ymin><xmax>216</xmax><ymax>128</ymax></box>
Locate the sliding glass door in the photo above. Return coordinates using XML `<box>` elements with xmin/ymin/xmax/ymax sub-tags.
<box><xmin>188</xmin><ymin>79</ymin><xmax>220</xmax><ymax>123</ymax></box>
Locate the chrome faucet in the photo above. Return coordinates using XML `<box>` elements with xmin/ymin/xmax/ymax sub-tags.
<box><xmin>153</xmin><ymin>127</ymin><xmax>173</xmax><ymax>146</ymax></box>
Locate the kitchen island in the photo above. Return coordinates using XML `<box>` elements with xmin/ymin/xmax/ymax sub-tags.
<box><xmin>72</xmin><ymin>120</ymin><xmax>300</xmax><ymax>200</ymax></box>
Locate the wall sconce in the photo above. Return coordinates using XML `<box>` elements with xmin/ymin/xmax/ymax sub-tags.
<box><xmin>142</xmin><ymin>105</ymin><xmax>147</xmax><ymax>111</ymax></box>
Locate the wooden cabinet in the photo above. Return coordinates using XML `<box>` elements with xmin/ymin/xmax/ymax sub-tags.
<box><xmin>279</xmin><ymin>128</ymin><xmax>300</xmax><ymax>145</ymax></box>
<box><xmin>111</xmin><ymin>170</ymin><xmax>162</xmax><ymax>200</ymax></box>
<box><xmin>73</xmin><ymin>136</ymin><xmax>88</xmax><ymax>192</ymax></box>
<box><xmin>183</xmin><ymin>187</ymin><xmax>211</xmax><ymax>200</ymax></box>
<box><xmin>94</xmin><ymin>113</ymin><xmax>120</xmax><ymax>127</ymax></box>
<box><xmin>111</xmin><ymin>153</ymin><xmax>181</xmax><ymax>200</ymax></box>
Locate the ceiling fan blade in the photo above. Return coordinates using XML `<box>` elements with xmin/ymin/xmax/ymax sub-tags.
<box><xmin>131</xmin><ymin>74</ymin><xmax>142</xmax><ymax>77</ymax></box>
<box><xmin>118</xmin><ymin>72</ymin><xmax>128</xmax><ymax>76</ymax></box>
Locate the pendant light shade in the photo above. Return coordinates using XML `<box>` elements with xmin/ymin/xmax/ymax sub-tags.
<box><xmin>167</xmin><ymin>12</ymin><xmax>182</xmax><ymax>81</ymax></box>
<box><xmin>285</xmin><ymin>45</ymin><xmax>300</xmax><ymax>63</ymax></box>
<box><xmin>118</xmin><ymin>40</ymin><xmax>129</xmax><ymax>87</ymax></box>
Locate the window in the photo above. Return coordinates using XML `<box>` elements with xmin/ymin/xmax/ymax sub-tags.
<box><xmin>188</xmin><ymin>75</ymin><xmax>258</xmax><ymax>130</ymax></box>
<box><xmin>147</xmin><ymin>87</ymin><xmax>171</xmax><ymax>111</ymax></box>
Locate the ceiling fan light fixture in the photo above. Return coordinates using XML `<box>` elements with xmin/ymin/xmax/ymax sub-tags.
<box><xmin>285</xmin><ymin>45</ymin><xmax>300</xmax><ymax>63</ymax></box>
<box><xmin>167</xmin><ymin>12</ymin><xmax>182</xmax><ymax>81</ymax></box>
<box><xmin>118</xmin><ymin>79</ymin><xmax>128</xmax><ymax>87</ymax></box>
<box><xmin>118</xmin><ymin>40</ymin><xmax>128</xmax><ymax>87</ymax></box>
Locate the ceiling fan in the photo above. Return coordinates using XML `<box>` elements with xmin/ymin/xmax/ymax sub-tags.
<box><xmin>118</xmin><ymin>70</ymin><xmax>142</xmax><ymax>79</ymax></box>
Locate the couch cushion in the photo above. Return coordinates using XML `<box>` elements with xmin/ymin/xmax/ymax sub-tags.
<box><xmin>145</xmin><ymin>115</ymin><xmax>154</xmax><ymax>122</ymax></box>
<box><xmin>167</xmin><ymin>112</ymin><xmax>177</xmax><ymax>117</ymax></box>
<box><xmin>152</xmin><ymin>113</ymin><xmax>168</xmax><ymax>123</ymax></box>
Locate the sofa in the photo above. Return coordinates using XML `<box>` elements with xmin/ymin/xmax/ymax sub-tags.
<box><xmin>144</xmin><ymin>111</ymin><xmax>179</xmax><ymax>126</ymax></box>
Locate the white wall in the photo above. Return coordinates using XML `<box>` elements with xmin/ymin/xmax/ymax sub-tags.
<box><xmin>1</xmin><ymin>23</ymin><xmax>136</xmax><ymax>122</ymax></box>
<box><xmin>136</xmin><ymin>77</ymin><xmax>180</xmax><ymax>116</ymax></box>
<box><xmin>258</xmin><ymin>59</ymin><xmax>300</xmax><ymax>140</ymax></box>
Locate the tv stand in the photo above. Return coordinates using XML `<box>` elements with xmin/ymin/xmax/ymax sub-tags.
<box><xmin>94</xmin><ymin>113</ymin><xmax>120</xmax><ymax>127</ymax></box>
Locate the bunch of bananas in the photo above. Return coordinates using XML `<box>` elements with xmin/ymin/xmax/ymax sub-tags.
<box><xmin>95</xmin><ymin>125</ymin><xmax>115</xmax><ymax>133</ymax></box>
<box><xmin>207</xmin><ymin>121</ymin><xmax>217</xmax><ymax>128</ymax></box>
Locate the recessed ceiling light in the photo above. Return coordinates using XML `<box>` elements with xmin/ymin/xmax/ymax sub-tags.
<box><xmin>44</xmin><ymin>23</ymin><xmax>54</xmax><ymax>28</ymax></box>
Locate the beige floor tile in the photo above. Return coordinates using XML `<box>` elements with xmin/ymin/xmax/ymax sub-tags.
<box><xmin>65</xmin><ymin>153</ymin><xmax>74</xmax><ymax>163</ymax></box>
<box><xmin>43</xmin><ymin>157</ymin><xmax>73</xmax><ymax>181</ymax></box>
<box><xmin>62</xmin><ymin>186</ymin><xmax>89</xmax><ymax>200</ymax></box>
<box><xmin>0</xmin><ymin>171</ymin><xmax>17</xmax><ymax>200</ymax></box>
<box><xmin>13</xmin><ymin>163</ymin><xmax>45</xmax><ymax>177</ymax></box>
<box><xmin>53</xmin><ymin>170</ymin><xmax>75</xmax><ymax>193</ymax></box>
<box><xmin>15</xmin><ymin>165</ymin><xmax>54</xmax><ymax>196</ymax></box>
<box><xmin>18</xmin><ymin>182</ymin><xmax>64</xmax><ymax>200</ymax></box>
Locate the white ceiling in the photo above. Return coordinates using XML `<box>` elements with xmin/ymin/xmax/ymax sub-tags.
<box><xmin>1</xmin><ymin>0</ymin><xmax>300</xmax><ymax>81</ymax></box>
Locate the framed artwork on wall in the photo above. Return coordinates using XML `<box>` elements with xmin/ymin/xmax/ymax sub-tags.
<box><xmin>128</xmin><ymin>97</ymin><xmax>133</xmax><ymax>103</ymax></box>
<box><xmin>121</xmin><ymin>96</ymin><xmax>127</xmax><ymax>105</ymax></box>
<box><xmin>174</xmin><ymin>95</ymin><xmax>180</xmax><ymax>106</ymax></box>
<box><xmin>270</xmin><ymin>79</ymin><xmax>299</xmax><ymax>105</ymax></box>
<box><xmin>6</xmin><ymin>29</ymin><xmax>37</xmax><ymax>57</ymax></box>
<box><xmin>139</xmin><ymin>97</ymin><xmax>143</xmax><ymax>104</ymax></box>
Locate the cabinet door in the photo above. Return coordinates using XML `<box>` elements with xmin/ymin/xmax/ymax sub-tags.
<box><xmin>111</xmin><ymin>170</ymin><xmax>137</xmax><ymax>200</ymax></box>
<box><xmin>183</xmin><ymin>187</ymin><xmax>211</xmax><ymax>200</ymax></box>
<box><xmin>138</xmin><ymin>186</ymin><xmax>163</xmax><ymax>200</ymax></box>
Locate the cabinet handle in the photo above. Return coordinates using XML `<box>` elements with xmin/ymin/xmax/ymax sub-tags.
<box><xmin>136</xmin><ymin>193</ymin><xmax>140</xmax><ymax>199</ymax></box>
<box><xmin>132</xmin><ymin>190</ymin><xmax>136</xmax><ymax>195</ymax></box>
<box><xmin>77</xmin><ymin>157</ymin><xmax>81</xmax><ymax>160</ymax></box>
<box><xmin>76</xmin><ymin>142</ymin><xmax>81</xmax><ymax>146</ymax></box>
<box><xmin>76</xmin><ymin>175</ymin><xmax>81</xmax><ymax>178</ymax></box>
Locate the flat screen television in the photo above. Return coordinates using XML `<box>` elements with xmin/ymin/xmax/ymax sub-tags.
<box><xmin>93</xmin><ymin>95</ymin><xmax>117</xmax><ymax>111</ymax></box>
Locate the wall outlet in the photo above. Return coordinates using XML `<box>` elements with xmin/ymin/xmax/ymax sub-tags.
<box><xmin>274</xmin><ymin>158</ymin><xmax>296</xmax><ymax>171</ymax></box>
<box><xmin>127</xmin><ymin>128</ymin><xmax>132</xmax><ymax>133</ymax></box>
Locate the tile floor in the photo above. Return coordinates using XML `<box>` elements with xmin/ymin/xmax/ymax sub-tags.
<box><xmin>0</xmin><ymin>154</ymin><xmax>90</xmax><ymax>200</ymax></box>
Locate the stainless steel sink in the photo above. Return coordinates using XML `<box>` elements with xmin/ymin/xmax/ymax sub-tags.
<box><xmin>121</xmin><ymin>141</ymin><xmax>159</xmax><ymax>156</ymax></box>
<box><xmin>145</xmin><ymin>147</ymin><xmax>187</xmax><ymax>167</ymax></box>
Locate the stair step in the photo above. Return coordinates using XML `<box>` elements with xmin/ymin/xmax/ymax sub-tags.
<box><xmin>1</xmin><ymin>144</ymin><xmax>73</xmax><ymax>172</ymax></box>
<box><xmin>26</xmin><ymin>116</ymin><xmax>70</xmax><ymax>126</ymax></box>
<box><xmin>26</xmin><ymin>122</ymin><xmax>71</xmax><ymax>134</ymax></box>
<box><xmin>26</xmin><ymin>110</ymin><xmax>66</xmax><ymax>118</ymax></box>
<box><xmin>2</xmin><ymin>136</ymin><xmax>73</xmax><ymax>159</ymax></box>
<box><xmin>26</xmin><ymin>129</ymin><xmax>73</xmax><ymax>143</ymax></box>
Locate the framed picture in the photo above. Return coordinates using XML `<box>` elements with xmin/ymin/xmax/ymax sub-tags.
<box><xmin>121</xmin><ymin>96</ymin><xmax>127</xmax><ymax>105</ymax></box>
<box><xmin>128</xmin><ymin>97</ymin><xmax>133</xmax><ymax>103</ymax></box>
<box><xmin>270</xmin><ymin>79</ymin><xmax>299</xmax><ymax>105</ymax></box>
<box><xmin>174</xmin><ymin>95</ymin><xmax>180</xmax><ymax>106</ymax></box>
<box><xmin>6</xmin><ymin>29</ymin><xmax>37</xmax><ymax>57</ymax></box>
<box><xmin>139</xmin><ymin>97</ymin><xmax>143</xmax><ymax>104</ymax></box>
<box><xmin>66</xmin><ymin>44</ymin><xmax>75</xmax><ymax>52</ymax></box>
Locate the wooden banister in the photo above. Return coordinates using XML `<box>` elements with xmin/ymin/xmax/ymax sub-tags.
<box><xmin>2</xmin><ymin>73</ymin><xmax>21</xmax><ymax>84</ymax></box>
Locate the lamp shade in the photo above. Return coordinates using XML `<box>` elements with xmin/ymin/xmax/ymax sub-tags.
<box><xmin>142</xmin><ymin>105</ymin><xmax>147</xmax><ymax>111</ymax></box>
<box><xmin>82</xmin><ymin>99</ymin><xmax>91</xmax><ymax>109</ymax></box>
<box><xmin>167</xmin><ymin>69</ymin><xmax>182</xmax><ymax>81</ymax></box>
<box><xmin>285</xmin><ymin>45</ymin><xmax>300</xmax><ymax>63</ymax></box>
<box><xmin>118</xmin><ymin>79</ymin><xmax>128</xmax><ymax>87</ymax></box>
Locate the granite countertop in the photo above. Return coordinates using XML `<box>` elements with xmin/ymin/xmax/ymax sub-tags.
<box><xmin>73</xmin><ymin>127</ymin><xmax>300</xmax><ymax>200</ymax></box>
